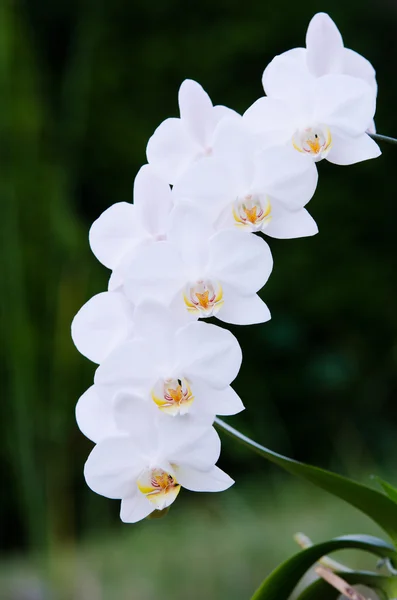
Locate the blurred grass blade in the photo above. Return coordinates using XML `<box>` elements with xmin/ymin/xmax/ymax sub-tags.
<box><xmin>296</xmin><ymin>570</ymin><xmax>397</xmax><ymax>600</ymax></box>
<box><xmin>0</xmin><ymin>0</ymin><xmax>47</xmax><ymax>550</ymax></box>
<box><xmin>215</xmin><ymin>419</ymin><xmax>397</xmax><ymax>544</ymax></box>
<box><xmin>249</xmin><ymin>535</ymin><xmax>396</xmax><ymax>600</ymax></box>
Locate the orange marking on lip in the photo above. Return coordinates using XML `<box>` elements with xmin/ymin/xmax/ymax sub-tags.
<box><xmin>167</xmin><ymin>384</ymin><xmax>184</xmax><ymax>403</ymax></box>
<box><xmin>195</xmin><ymin>289</ymin><xmax>211</xmax><ymax>309</ymax></box>
<box><xmin>243</xmin><ymin>205</ymin><xmax>258</xmax><ymax>224</ymax></box>
<box><xmin>306</xmin><ymin>137</ymin><xmax>321</xmax><ymax>154</ymax></box>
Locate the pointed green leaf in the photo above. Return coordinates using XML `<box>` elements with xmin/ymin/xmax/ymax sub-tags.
<box><xmin>250</xmin><ymin>535</ymin><xmax>396</xmax><ymax>600</ymax></box>
<box><xmin>296</xmin><ymin>570</ymin><xmax>397</xmax><ymax>600</ymax></box>
<box><xmin>376</xmin><ymin>478</ymin><xmax>397</xmax><ymax>504</ymax></box>
<box><xmin>216</xmin><ymin>419</ymin><xmax>397</xmax><ymax>544</ymax></box>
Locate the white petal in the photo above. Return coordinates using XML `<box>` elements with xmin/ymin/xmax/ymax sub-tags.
<box><xmin>262</xmin><ymin>47</ymin><xmax>306</xmax><ymax>72</ymax></box>
<box><xmin>113</xmin><ymin>393</ymin><xmax>160</xmax><ymax>453</ymax></box>
<box><xmin>75</xmin><ymin>385</ymin><xmax>119</xmax><ymax>443</ymax></box>
<box><xmin>173</xmin><ymin>157</ymin><xmax>236</xmax><ymax>217</ymax></box>
<box><xmin>123</xmin><ymin>241</ymin><xmax>185</xmax><ymax>305</ymax></box>
<box><xmin>167</xmin><ymin>204</ymin><xmax>212</xmax><ymax>270</ymax></box>
<box><xmin>343</xmin><ymin>48</ymin><xmax>377</xmax><ymax>92</ymax></box>
<box><xmin>253</xmin><ymin>145</ymin><xmax>318</xmax><ymax>209</ymax></box>
<box><xmin>212</xmin><ymin>118</ymin><xmax>259</xmax><ymax>187</ymax></box>
<box><xmin>120</xmin><ymin>492</ymin><xmax>154</xmax><ymax>523</ymax></box>
<box><xmin>178</xmin><ymin>79</ymin><xmax>213</xmax><ymax>146</ymax></box>
<box><xmin>146</xmin><ymin>117</ymin><xmax>201</xmax><ymax>185</ymax></box>
<box><xmin>212</xmin><ymin>105</ymin><xmax>240</xmax><ymax>126</ymax></box>
<box><xmin>133</xmin><ymin>165</ymin><xmax>173</xmax><ymax>236</ymax></box>
<box><xmin>89</xmin><ymin>203</ymin><xmax>142</xmax><ymax>270</ymax></box>
<box><xmin>243</xmin><ymin>97</ymin><xmax>294</xmax><ymax>140</ymax></box>
<box><xmin>327</xmin><ymin>131</ymin><xmax>381</xmax><ymax>166</ymax></box>
<box><xmin>218</xmin><ymin>287</ymin><xmax>271</xmax><ymax>325</ymax></box>
<box><xmin>192</xmin><ymin>381</ymin><xmax>244</xmax><ymax>416</ymax></box>
<box><xmin>84</xmin><ymin>436</ymin><xmax>145</xmax><ymax>499</ymax></box>
<box><xmin>262</xmin><ymin>54</ymin><xmax>313</xmax><ymax>109</ymax></box>
<box><xmin>314</xmin><ymin>75</ymin><xmax>376</xmax><ymax>136</ymax></box>
<box><xmin>168</xmin><ymin>293</ymin><xmax>200</xmax><ymax>326</ymax></box>
<box><xmin>133</xmin><ymin>300</ymin><xmax>182</xmax><ymax>342</ymax></box>
<box><xmin>265</xmin><ymin>207</ymin><xmax>318</xmax><ymax>239</ymax></box>
<box><xmin>108</xmin><ymin>269</ymin><xmax>124</xmax><ymax>291</ymax></box>
<box><xmin>71</xmin><ymin>291</ymin><xmax>134</xmax><ymax>364</ymax></box>
<box><xmin>306</xmin><ymin>13</ymin><xmax>344</xmax><ymax>77</ymax></box>
<box><xmin>175</xmin><ymin>465</ymin><xmax>234</xmax><ymax>492</ymax></box>
<box><xmin>367</xmin><ymin>119</ymin><xmax>376</xmax><ymax>135</ymax></box>
<box><xmin>209</xmin><ymin>229</ymin><xmax>273</xmax><ymax>294</ymax></box>
<box><xmin>164</xmin><ymin>425</ymin><xmax>221</xmax><ymax>469</ymax></box>
<box><xmin>176</xmin><ymin>321</ymin><xmax>242</xmax><ymax>388</ymax></box>
<box><xmin>94</xmin><ymin>339</ymin><xmax>156</xmax><ymax>389</ymax></box>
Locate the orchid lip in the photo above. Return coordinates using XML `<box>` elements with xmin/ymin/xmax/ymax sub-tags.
<box><xmin>137</xmin><ymin>467</ymin><xmax>181</xmax><ymax>509</ymax></box>
<box><xmin>233</xmin><ymin>194</ymin><xmax>272</xmax><ymax>231</ymax></box>
<box><xmin>151</xmin><ymin>377</ymin><xmax>194</xmax><ymax>415</ymax></box>
<box><xmin>183</xmin><ymin>279</ymin><xmax>224</xmax><ymax>317</ymax></box>
<box><xmin>292</xmin><ymin>124</ymin><xmax>332</xmax><ymax>160</ymax></box>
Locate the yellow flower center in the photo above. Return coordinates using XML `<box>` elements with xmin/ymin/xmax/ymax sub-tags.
<box><xmin>292</xmin><ymin>124</ymin><xmax>332</xmax><ymax>160</ymax></box>
<box><xmin>183</xmin><ymin>279</ymin><xmax>224</xmax><ymax>317</ymax></box>
<box><xmin>195</xmin><ymin>289</ymin><xmax>211</xmax><ymax>309</ymax></box>
<box><xmin>233</xmin><ymin>194</ymin><xmax>272</xmax><ymax>231</ymax></box>
<box><xmin>244</xmin><ymin>205</ymin><xmax>258</xmax><ymax>223</ymax></box>
<box><xmin>151</xmin><ymin>377</ymin><xmax>194</xmax><ymax>415</ymax></box>
<box><xmin>137</xmin><ymin>468</ymin><xmax>181</xmax><ymax>509</ymax></box>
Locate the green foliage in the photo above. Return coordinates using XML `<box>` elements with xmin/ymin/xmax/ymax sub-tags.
<box><xmin>251</xmin><ymin>535</ymin><xmax>397</xmax><ymax>599</ymax></box>
<box><xmin>216</xmin><ymin>419</ymin><xmax>397</xmax><ymax>544</ymax></box>
<box><xmin>216</xmin><ymin>423</ymin><xmax>397</xmax><ymax>598</ymax></box>
<box><xmin>296</xmin><ymin>572</ymin><xmax>397</xmax><ymax>600</ymax></box>
<box><xmin>376</xmin><ymin>478</ymin><xmax>397</xmax><ymax>505</ymax></box>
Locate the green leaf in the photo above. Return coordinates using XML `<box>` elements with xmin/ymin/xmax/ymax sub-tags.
<box><xmin>215</xmin><ymin>419</ymin><xmax>397</xmax><ymax>544</ymax></box>
<box><xmin>376</xmin><ymin>478</ymin><xmax>397</xmax><ymax>505</ymax></box>
<box><xmin>296</xmin><ymin>570</ymin><xmax>397</xmax><ymax>600</ymax></box>
<box><xmin>250</xmin><ymin>535</ymin><xmax>396</xmax><ymax>600</ymax></box>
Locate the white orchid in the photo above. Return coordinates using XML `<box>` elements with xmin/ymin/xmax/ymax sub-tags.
<box><xmin>71</xmin><ymin>291</ymin><xmax>134</xmax><ymax>364</ymax></box>
<box><xmin>72</xmin><ymin>11</ymin><xmax>386</xmax><ymax>526</ymax></box>
<box><xmin>261</xmin><ymin>12</ymin><xmax>378</xmax><ymax>134</ymax></box>
<box><xmin>84</xmin><ymin>402</ymin><xmax>233</xmax><ymax>522</ymax></box>
<box><xmin>89</xmin><ymin>164</ymin><xmax>173</xmax><ymax>290</ymax></box>
<box><xmin>265</xmin><ymin>13</ymin><xmax>377</xmax><ymax>94</ymax></box>
<box><xmin>122</xmin><ymin>205</ymin><xmax>273</xmax><ymax>325</ymax></box>
<box><xmin>173</xmin><ymin>119</ymin><xmax>318</xmax><ymax>238</ymax></box>
<box><xmin>76</xmin><ymin>385</ymin><xmax>119</xmax><ymax>443</ymax></box>
<box><xmin>244</xmin><ymin>68</ymin><xmax>380</xmax><ymax>166</ymax></box>
<box><xmin>84</xmin><ymin>400</ymin><xmax>233</xmax><ymax>522</ymax></box>
<box><xmin>94</xmin><ymin>301</ymin><xmax>244</xmax><ymax>418</ymax></box>
<box><xmin>146</xmin><ymin>79</ymin><xmax>239</xmax><ymax>184</ymax></box>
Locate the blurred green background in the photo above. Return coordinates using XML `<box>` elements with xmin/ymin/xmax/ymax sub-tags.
<box><xmin>2</xmin><ymin>0</ymin><xmax>397</xmax><ymax>598</ymax></box>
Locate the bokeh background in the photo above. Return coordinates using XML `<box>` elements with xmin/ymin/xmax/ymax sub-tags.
<box><xmin>2</xmin><ymin>0</ymin><xmax>397</xmax><ymax>598</ymax></box>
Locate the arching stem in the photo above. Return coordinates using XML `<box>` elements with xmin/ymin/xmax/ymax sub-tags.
<box><xmin>370</xmin><ymin>133</ymin><xmax>397</xmax><ymax>146</ymax></box>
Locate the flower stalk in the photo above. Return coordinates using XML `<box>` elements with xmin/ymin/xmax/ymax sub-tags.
<box><xmin>370</xmin><ymin>133</ymin><xmax>397</xmax><ymax>146</ymax></box>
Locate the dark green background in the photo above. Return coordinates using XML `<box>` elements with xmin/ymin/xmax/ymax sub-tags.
<box><xmin>2</xmin><ymin>0</ymin><xmax>397</xmax><ymax>557</ymax></box>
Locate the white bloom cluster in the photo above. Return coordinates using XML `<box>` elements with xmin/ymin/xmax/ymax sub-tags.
<box><xmin>72</xmin><ymin>13</ymin><xmax>380</xmax><ymax>523</ymax></box>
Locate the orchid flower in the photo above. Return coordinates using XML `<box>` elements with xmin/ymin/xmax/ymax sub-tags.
<box><xmin>261</xmin><ymin>12</ymin><xmax>378</xmax><ymax>134</ymax></box>
<box><xmin>244</xmin><ymin>70</ymin><xmax>380</xmax><ymax>166</ymax></box>
<box><xmin>71</xmin><ymin>11</ymin><xmax>385</xmax><ymax>526</ymax></box>
<box><xmin>146</xmin><ymin>79</ymin><xmax>239</xmax><ymax>184</ymax></box>
<box><xmin>122</xmin><ymin>205</ymin><xmax>273</xmax><ymax>325</ymax></box>
<box><xmin>93</xmin><ymin>301</ymin><xmax>244</xmax><ymax>418</ymax></box>
<box><xmin>84</xmin><ymin>400</ymin><xmax>233</xmax><ymax>522</ymax></box>
<box><xmin>173</xmin><ymin>119</ymin><xmax>318</xmax><ymax>238</ymax></box>
<box><xmin>265</xmin><ymin>13</ymin><xmax>377</xmax><ymax>93</ymax></box>
<box><xmin>89</xmin><ymin>164</ymin><xmax>173</xmax><ymax>290</ymax></box>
